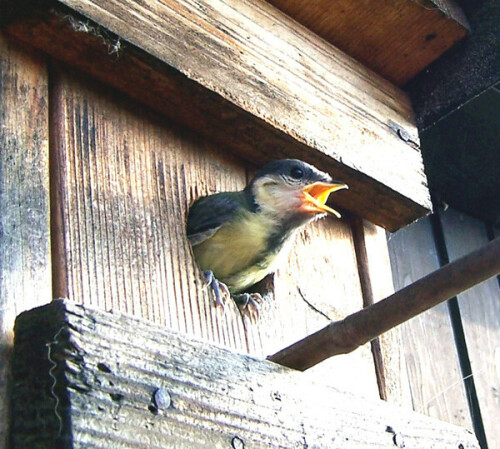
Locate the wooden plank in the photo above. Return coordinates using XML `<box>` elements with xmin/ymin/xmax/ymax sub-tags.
<box><xmin>0</xmin><ymin>32</ymin><xmax>51</xmax><ymax>446</ymax></box>
<box><xmin>50</xmin><ymin>65</ymin><xmax>381</xmax><ymax>396</ymax></box>
<box><xmin>440</xmin><ymin>209</ymin><xmax>500</xmax><ymax>447</ymax></box>
<box><xmin>50</xmin><ymin>64</ymin><xmax>249</xmax><ymax>353</ymax></box>
<box><xmin>10</xmin><ymin>299</ymin><xmax>480</xmax><ymax>449</ymax></box>
<box><xmin>387</xmin><ymin>217</ymin><xmax>473</xmax><ymax>429</ymax></box>
<box><xmin>2</xmin><ymin>0</ymin><xmax>432</xmax><ymax>231</ymax></box>
<box><xmin>266</xmin><ymin>0</ymin><xmax>468</xmax><ymax>85</ymax></box>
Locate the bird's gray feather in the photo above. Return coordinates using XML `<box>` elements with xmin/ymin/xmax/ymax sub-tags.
<box><xmin>186</xmin><ymin>191</ymin><xmax>247</xmax><ymax>246</ymax></box>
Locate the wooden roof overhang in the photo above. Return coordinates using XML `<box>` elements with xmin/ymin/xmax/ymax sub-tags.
<box><xmin>0</xmin><ymin>0</ymin><xmax>470</xmax><ymax>230</ymax></box>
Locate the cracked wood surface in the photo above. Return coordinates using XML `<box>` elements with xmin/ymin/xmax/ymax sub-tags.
<box><xmin>10</xmin><ymin>300</ymin><xmax>480</xmax><ymax>449</ymax></box>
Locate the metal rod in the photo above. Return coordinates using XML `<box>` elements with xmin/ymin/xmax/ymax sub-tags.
<box><xmin>268</xmin><ymin>236</ymin><xmax>500</xmax><ymax>371</ymax></box>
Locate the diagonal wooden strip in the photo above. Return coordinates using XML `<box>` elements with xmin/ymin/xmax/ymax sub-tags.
<box><xmin>270</xmin><ymin>237</ymin><xmax>500</xmax><ymax>371</ymax></box>
<box><xmin>11</xmin><ymin>300</ymin><xmax>479</xmax><ymax>448</ymax></box>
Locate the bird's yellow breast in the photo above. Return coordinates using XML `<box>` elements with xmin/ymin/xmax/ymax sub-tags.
<box><xmin>192</xmin><ymin>210</ymin><xmax>280</xmax><ymax>292</ymax></box>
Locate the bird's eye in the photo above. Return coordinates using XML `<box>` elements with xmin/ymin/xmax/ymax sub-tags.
<box><xmin>290</xmin><ymin>166</ymin><xmax>304</xmax><ymax>180</ymax></box>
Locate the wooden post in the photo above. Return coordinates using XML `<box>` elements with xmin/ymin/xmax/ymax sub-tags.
<box><xmin>269</xmin><ymin>236</ymin><xmax>500</xmax><ymax>371</ymax></box>
<box><xmin>0</xmin><ymin>32</ymin><xmax>51</xmax><ymax>446</ymax></box>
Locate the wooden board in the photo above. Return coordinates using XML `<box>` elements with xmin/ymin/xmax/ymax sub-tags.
<box><xmin>0</xmin><ymin>32</ymin><xmax>51</xmax><ymax>446</ymax></box>
<box><xmin>440</xmin><ymin>209</ymin><xmax>500</xmax><ymax>447</ymax></box>
<box><xmin>2</xmin><ymin>0</ymin><xmax>432</xmax><ymax>231</ymax></box>
<box><xmin>10</xmin><ymin>299</ymin><xmax>480</xmax><ymax>449</ymax></box>
<box><xmin>266</xmin><ymin>0</ymin><xmax>468</xmax><ymax>85</ymax></box>
<box><xmin>49</xmin><ymin>64</ymin><xmax>382</xmax><ymax>399</ymax></box>
<box><xmin>387</xmin><ymin>217</ymin><xmax>473</xmax><ymax>430</ymax></box>
<box><xmin>50</xmin><ymin>64</ymin><xmax>250</xmax><ymax>353</ymax></box>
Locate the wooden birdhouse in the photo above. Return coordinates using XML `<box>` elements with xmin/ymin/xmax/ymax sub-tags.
<box><xmin>1</xmin><ymin>0</ymin><xmax>499</xmax><ymax>447</ymax></box>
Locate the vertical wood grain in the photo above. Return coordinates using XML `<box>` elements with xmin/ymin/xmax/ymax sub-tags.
<box><xmin>387</xmin><ymin>216</ymin><xmax>473</xmax><ymax>429</ymax></box>
<box><xmin>0</xmin><ymin>32</ymin><xmax>50</xmax><ymax>445</ymax></box>
<box><xmin>50</xmin><ymin>64</ymin><xmax>249</xmax><ymax>352</ymax></box>
<box><xmin>440</xmin><ymin>209</ymin><xmax>500</xmax><ymax>447</ymax></box>
<box><xmin>246</xmin><ymin>217</ymin><xmax>381</xmax><ymax>399</ymax></box>
<box><xmin>49</xmin><ymin>62</ymin><xmax>386</xmax><ymax>396</ymax></box>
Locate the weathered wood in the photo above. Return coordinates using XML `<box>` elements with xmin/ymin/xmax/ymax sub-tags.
<box><xmin>267</xmin><ymin>0</ymin><xmax>468</xmax><ymax>85</ymax></box>
<box><xmin>352</xmin><ymin>218</ymin><xmax>412</xmax><ymax>407</ymax></box>
<box><xmin>387</xmin><ymin>217</ymin><xmax>472</xmax><ymax>429</ymax></box>
<box><xmin>50</xmin><ymin>64</ymin><xmax>249</xmax><ymax>352</ymax></box>
<box><xmin>48</xmin><ymin>65</ymin><xmax>383</xmax><ymax>394</ymax></box>
<box><xmin>2</xmin><ymin>0</ymin><xmax>432</xmax><ymax>231</ymax></box>
<box><xmin>10</xmin><ymin>299</ymin><xmax>480</xmax><ymax>448</ymax></box>
<box><xmin>269</xmin><ymin>236</ymin><xmax>500</xmax><ymax>370</ymax></box>
<box><xmin>0</xmin><ymin>32</ymin><xmax>51</xmax><ymax>446</ymax></box>
<box><xmin>251</xmin><ymin>218</ymin><xmax>381</xmax><ymax>400</ymax></box>
<box><xmin>440</xmin><ymin>209</ymin><xmax>500</xmax><ymax>447</ymax></box>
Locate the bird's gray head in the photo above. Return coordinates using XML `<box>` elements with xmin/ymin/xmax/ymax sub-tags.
<box><xmin>246</xmin><ymin>159</ymin><xmax>348</xmax><ymax>220</ymax></box>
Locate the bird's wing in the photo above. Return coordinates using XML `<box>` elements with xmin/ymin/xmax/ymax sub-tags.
<box><xmin>186</xmin><ymin>191</ymin><xmax>245</xmax><ymax>246</ymax></box>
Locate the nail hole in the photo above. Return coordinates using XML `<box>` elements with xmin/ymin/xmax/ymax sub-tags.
<box><xmin>97</xmin><ymin>363</ymin><xmax>112</xmax><ymax>373</ymax></box>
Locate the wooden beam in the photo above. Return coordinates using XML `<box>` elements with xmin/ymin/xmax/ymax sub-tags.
<box><xmin>266</xmin><ymin>0</ymin><xmax>469</xmax><ymax>85</ymax></box>
<box><xmin>269</xmin><ymin>236</ymin><xmax>500</xmax><ymax>371</ymax></box>
<box><xmin>11</xmin><ymin>300</ymin><xmax>479</xmax><ymax>448</ymax></box>
<box><xmin>2</xmin><ymin>0</ymin><xmax>431</xmax><ymax>231</ymax></box>
<box><xmin>350</xmin><ymin>217</ymin><xmax>389</xmax><ymax>401</ymax></box>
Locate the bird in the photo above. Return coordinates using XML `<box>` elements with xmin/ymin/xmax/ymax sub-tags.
<box><xmin>186</xmin><ymin>159</ymin><xmax>348</xmax><ymax>321</ymax></box>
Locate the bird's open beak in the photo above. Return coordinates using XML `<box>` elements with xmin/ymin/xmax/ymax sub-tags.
<box><xmin>302</xmin><ymin>181</ymin><xmax>348</xmax><ymax>218</ymax></box>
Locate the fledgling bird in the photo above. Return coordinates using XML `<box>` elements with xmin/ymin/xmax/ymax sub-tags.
<box><xmin>186</xmin><ymin>159</ymin><xmax>348</xmax><ymax>320</ymax></box>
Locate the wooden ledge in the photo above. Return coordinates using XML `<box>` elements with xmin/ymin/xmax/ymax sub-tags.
<box><xmin>11</xmin><ymin>300</ymin><xmax>479</xmax><ymax>448</ymax></box>
<box><xmin>2</xmin><ymin>0</ymin><xmax>431</xmax><ymax>230</ymax></box>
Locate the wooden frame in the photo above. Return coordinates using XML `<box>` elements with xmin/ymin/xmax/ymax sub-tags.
<box><xmin>2</xmin><ymin>0</ymin><xmax>432</xmax><ymax>231</ymax></box>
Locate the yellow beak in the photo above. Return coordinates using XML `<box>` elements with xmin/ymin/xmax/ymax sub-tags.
<box><xmin>302</xmin><ymin>181</ymin><xmax>348</xmax><ymax>218</ymax></box>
